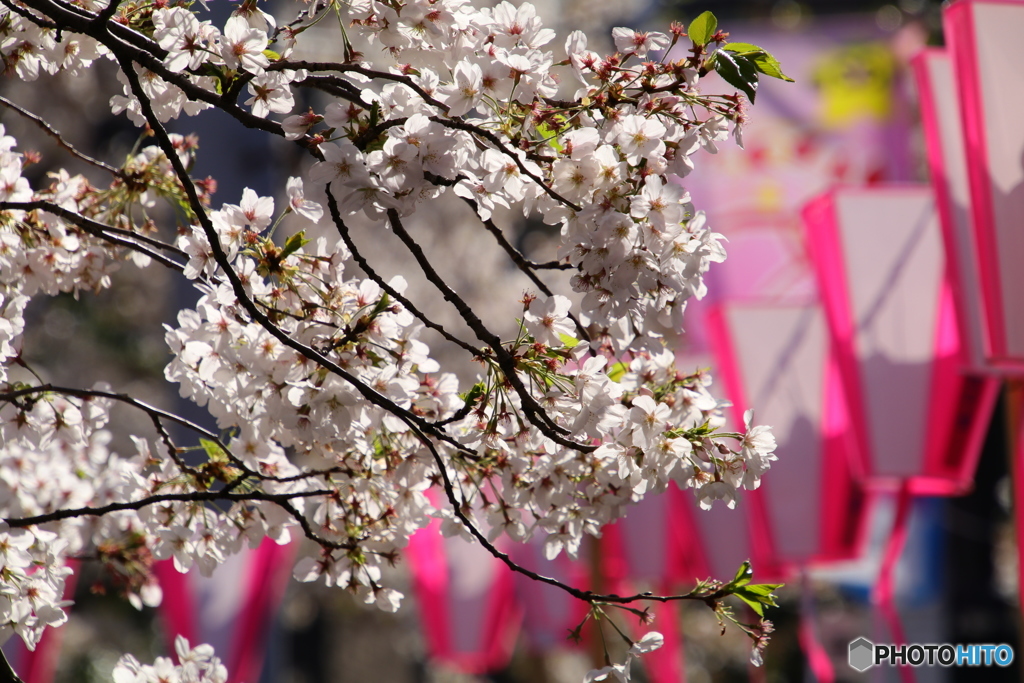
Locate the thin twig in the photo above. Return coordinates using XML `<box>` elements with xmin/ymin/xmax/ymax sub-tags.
<box><xmin>457</xmin><ymin>195</ymin><xmax>590</xmax><ymax>342</ymax></box>
<box><xmin>4</xmin><ymin>488</ymin><xmax>333</xmax><ymax>528</ymax></box>
<box><xmin>0</xmin><ymin>200</ymin><xmax>192</xmax><ymax>275</ymax></box>
<box><xmin>114</xmin><ymin>48</ymin><xmax>484</xmax><ymax>465</ymax></box>
<box><xmin>0</xmin><ymin>96</ymin><xmax>124</xmax><ymax>177</ymax></box>
<box><xmin>385</xmin><ymin>208</ymin><xmax>591</xmax><ymax>451</ymax></box>
<box><xmin>404</xmin><ymin>414</ymin><xmax>725</xmax><ymax>606</ymax></box>
<box><xmin>430</xmin><ymin>117</ymin><xmax>582</xmax><ymax>212</ymax></box>
<box><xmin>277</xmin><ymin>60</ymin><xmax>450</xmax><ymax>113</ymax></box>
<box><xmin>324</xmin><ymin>191</ymin><xmax>485</xmax><ymax>358</ymax></box>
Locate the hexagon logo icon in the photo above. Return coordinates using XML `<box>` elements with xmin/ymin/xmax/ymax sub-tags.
<box><xmin>849</xmin><ymin>637</ymin><xmax>875</xmax><ymax>672</ymax></box>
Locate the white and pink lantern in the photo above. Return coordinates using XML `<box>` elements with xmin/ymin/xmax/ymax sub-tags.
<box><xmin>943</xmin><ymin>0</ymin><xmax>1024</xmax><ymax>369</ymax></box>
<box><xmin>801</xmin><ymin>185</ymin><xmax>998</xmax><ymax>494</ymax></box>
<box><xmin>912</xmin><ymin>48</ymin><xmax>992</xmax><ymax>373</ymax></box>
<box><xmin>705</xmin><ymin>304</ymin><xmax>868</xmax><ymax>578</ymax></box>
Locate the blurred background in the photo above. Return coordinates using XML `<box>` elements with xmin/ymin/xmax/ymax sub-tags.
<box><xmin>5</xmin><ymin>0</ymin><xmax>1021</xmax><ymax>682</ymax></box>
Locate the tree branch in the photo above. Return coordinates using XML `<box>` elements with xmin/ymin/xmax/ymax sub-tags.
<box><xmin>0</xmin><ymin>200</ymin><xmax>193</xmax><ymax>275</ymax></box>
<box><xmin>277</xmin><ymin>60</ymin><xmax>450</xmax><ymax>113</ymax></box>
<box><xmin>403</xmin><ymin>413</ymin><xmax>729</xmax><ymax>606</ymax></box>
<box><xmin>457</xmin><ymin>195</ymin><xmax>590</xmax><ymax>342</ymax></box>
<box><xmin>0</xmin><ymin>96</ymin><xmax>124</xmax><ymax>178</ymax></box>
<box><xmin>385</xmin><ymin>208</ymin><xmax>592</xmax><ymax>451</ymax></box>
<box><xmin>112</xmin><ymin>47</ymin><xmax>484</xmax><ymax>466</ymax></box>
<box><xmin>324</xmin><ymin>191</ymin><xmax>485</xmax><ymax>359</ymax></box>
<box><xmin>4</xmin><ymin>488</ymin><xmax>333</xmax><ymax>529</ymax></box>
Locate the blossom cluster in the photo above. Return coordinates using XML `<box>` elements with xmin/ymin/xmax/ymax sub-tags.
<box><xmin>0</xmin><ymin>0</ymin><xmax>780</xmax><ymax>677</ymax></box>
<box><xmin>113</xmin><ymin>636</ymin><xmax>228</xmax><ymax>683</ymax></box>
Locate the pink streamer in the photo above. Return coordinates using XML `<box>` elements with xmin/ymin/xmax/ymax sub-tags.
<box><xmin>154</xmin><ymin>560</ymin><xmax>199</xmax><ymax>655</ymax></box>
<box><xmin>407</xmin><ymin>519</ymin><xmax>520</xmax><ymax>673</ymax></box>
<box><xmin>228</xmin><ymin>540</ymin><xmax>298</xmax><ymax>683</ymax></box>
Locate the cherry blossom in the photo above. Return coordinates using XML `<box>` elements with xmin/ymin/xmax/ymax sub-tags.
<box><xmin>0</xmin><ymin>0</ymin><xmax>781</xmax><ymax>678</ymax></box>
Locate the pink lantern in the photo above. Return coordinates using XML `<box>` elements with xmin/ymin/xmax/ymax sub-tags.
<box><xmin>912</xmin><ymin>48</ymin><xmax>992</xmax><ymax>373</ymax></box>
<box><xmin>943</xmin><ymin>0</ymin><xmax>1024</xmax><ymax>640</ymax></box>
<box><xmin>705</xmin><ymin>304</ymin><xmax>868</xmax><ymax>576</ymax></box>
<box><xmin>802</xmin><ymin>185</ymin><xmax>998</xmax><ymax>494</ymax></box>
<box><xmin>944</xmin><ymin>0</ymin><xmax>1024</xmax><ymax>369</ymax></box>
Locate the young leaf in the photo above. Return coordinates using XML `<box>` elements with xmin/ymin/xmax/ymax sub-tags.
<box><xmin>687</xmin><ymin>11</ymin><xmax>718</xmax><ymax>47</ymax></box>
<box><xmin>726</xmin><ymin>560</ymin><xmax>754</xmax><ymax>589</ymax></box>
<box><xmin>280</xmin><ymin>230</ymin><xmax>311</xmax><ymax>260</ymax></box>
<box><xmin>557</xmin><ymin>333</ymin><xmax>579</xmax><ymax>348</ymax></box>
<box><xmin>200</xmin><ymin>438</ymin><xmax>227</xmax><ymax>462</ymax></box>
<box><xmin>732</xmin><ymin>583</ymin><xmax>782</xmax><ymax>617</ymax></box>
<box><xmin>607</xmin><ymin>361</ymin><xmax>629</xmax><ymax>382</ymax></box>
<box><xmin>720</xmin><ymin>42</ymin><xmax>764</xmax><ymax>55</ymax></box>
<box><xmin>721</xmin><ymin>44</ymin><xmax>794</xmax><ymax>82</ymax></box>
<box><xmin>714</xmin><ymin>50</ymin><xmax>759</xmax><ymax>102</ymax></box>
<box><xmin>460</xmin><ymin>382</ymin><xmax>486</xmax><ymax>406</ymax></box>
<box><xmin>750</xmin><ymin>53</ymin><xmax>793</xmax><ymax>82</ymax></box>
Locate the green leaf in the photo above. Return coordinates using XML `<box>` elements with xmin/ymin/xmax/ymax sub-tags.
<box><xmin>713</xmin><ymin>50</ymin><xmax>759</xmax><ymax>102</ymax></box>
<box><xmin>733</xmin><ymin>592</ymin><xmax>765</xmax><ymax>617</ymax></box>
<box><xmin>726</xmin><ymin>560</ymin><xmax>753</xmax><ymax>589</ymax></box>
<box><xmin>720</xmin><ymin>42</ymin><xmax>763</xmax><ymax>54</ymax></box>
<box><xmin>460</xmin><ymin>382</ymin><xmax>486</xmax><ymax>406</ymax></box>
<box><xmin>722</xmin><ymin>44</ymin><xmax>794</xmax><ymax>82</ymax></box>
<box><xmin>280</xmin><ymin>230</ymin><xmax>310</xmax><ymax>260</ymax></box>
<box><xmin>732</xmin><ymin>583</ymin><xmax>782</xmax><ymax>617</ymax></box>
<box><xmin>750</xmin><ymin>53</ymin><xmax>793</xmax><ymax>82</ymax></box>
<box><xmin>536</xmin><ymin>121</ymin><xmax>565</xmax><ymax>152</ymax></box>
<box><xmin>199</xmin><ymin>438</ymin><xmax>227</xmax><ymax>462</ymax></box>
<box><xmin>687</xmin><ymin>11</ymin><xmax>718</xmax><ymax>47</ymax></box>
<box><xmin>607</xmin><ymin>361</ymin><xmax>629</xmax><ymax>382</ymax></box>
<box><xmin>262</xmin><ymin>49</ymin><xmax>282</xmax><ymax>61</ymax></box>
<box><xmin>557</xmin><ymin>333</ymin><xmax>579</xmax><ymax>348</ymax></box>
<box><xmin>741</xmin><ymin>583</ymin><xmax>783</xmax><ymax>597</ymax></box>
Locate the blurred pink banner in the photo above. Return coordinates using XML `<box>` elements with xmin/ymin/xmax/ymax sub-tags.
<box><xmin>156</xmin><ymin>539</ymin><xmax>297</xmax><ymax>683</ymax></box>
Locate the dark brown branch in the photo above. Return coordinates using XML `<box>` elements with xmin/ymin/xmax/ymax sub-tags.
<box><xmin>294</xmin><ymin>74</ymin><xmax>373</xmax><ymax>110</ymax></box>
<box><xmin>457</xmin><ymin>196</ymin><xmax>590</xmax><ymax>342</ymax></box>
<box><xmin>530</xmin><ymin>260</ymin><xmax>575</xmax><ymax>270</ymax></box>
<box><xmin>324</xmin><ymin>192</ymin><xmax>485</xmax><ymax>359</ymax></box>
<box><xmin>113</xmin><ymin>48</ymin><xmax>484</xmax><ymax>465</ymax></box>
<box><xmin>277</xmin><ymin>60</ymin><xmax>450</xmax><ymax>113</ymax></box>
<box><xmin>5</xmin><ymin>488</ymin><xmax>333</xmax><ymax>528</ymax></box>
<box><xmin>404</xmin><ymin>413</ymin><xmax>725</xmax><ymax>606</ymax></box>
<box><xmin>429</xmin><ymin>117</ymin><xmax>581</xmax><ymax>212</ymax></box>
<box><xmin>16</xmin><ymin>0</ymin><xmax>288</xmax><ymax>140</ymax></box>
<box><xmin>0</xmin><ymin>383</ymin><xmax>224</xmax><ymax>441</ymax></box>
<box><xmin>275</xmin><ymin>58</ymin><xmax>578</xmax><ymax>212</ymax></box>
<box><xmin>0</xmin><ymin>200</ymin><xmax>191</xmax><ymax>274</ymax></box>
<box><xmin>385</xmin><ymin>209</ymin><xmax>592</xmax><ymax>451</ymax></box>
<box><xmin>0</xmin><ymin>0</ymin><xmax>57</xmax><ymax>28</ymax></box>
<box><xmin>0</xmin><ymin>96</ymin><xmax>123</xmax><ymax>177</ymax></box>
